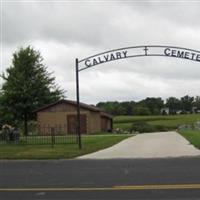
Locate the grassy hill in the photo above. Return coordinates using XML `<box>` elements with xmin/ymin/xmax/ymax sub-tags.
<box><xmin>114</xmin><ymin>114</ymin><xmax>200</xmax><ymax>132</ymax></box>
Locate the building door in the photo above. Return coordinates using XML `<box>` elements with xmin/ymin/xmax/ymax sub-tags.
<box><xmin>101</xmin><ymin>117</ymin><xmax>108</xmax><ymax>132</ymax></box>
<box><xmin>67</xmin><ymin>114</ymin><xmax>87</xmax><ymax>134</ymax></box>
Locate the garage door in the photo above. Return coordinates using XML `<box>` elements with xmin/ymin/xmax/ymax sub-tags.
<box><xmin>67</xmin><ymin>114</ymin><xmax>87</xmax><ymax>134</ymax></box>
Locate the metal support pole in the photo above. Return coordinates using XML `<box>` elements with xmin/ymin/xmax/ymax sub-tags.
<box><xmin>76</xmin><ymin>58</ymin><xmax>81</xmax><ymax>149</ymax></box>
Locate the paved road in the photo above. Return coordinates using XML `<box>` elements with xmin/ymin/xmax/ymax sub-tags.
<box><xmin>78</xmin><ymin>132</ymin><xmax>200</xmax><ymax>159</ymax></box>
<box><xmin>1</xmin><ymin>157</ymin><xmax>200</xmax><ymax>199</ymax></box>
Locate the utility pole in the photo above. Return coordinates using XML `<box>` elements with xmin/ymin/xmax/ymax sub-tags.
<box><xmin>75</xmin><ymin>58</ymin><xmax>81</xmax><ymax>149</ymax></box>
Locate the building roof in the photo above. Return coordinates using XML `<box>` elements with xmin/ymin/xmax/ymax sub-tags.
<box><xmin>33</xmin><ymin>99</ymin><xmax>101</xmax><ymax>113</ymax></box>
<box><xmin>34</xmin><ymin>99</ymin><xmax>113</xmax><ymax>119</ymax></box>
<box><xmin>100</xmin><ymin>112</ymin><xmax>113</xmax><ymax>119</ymax></box>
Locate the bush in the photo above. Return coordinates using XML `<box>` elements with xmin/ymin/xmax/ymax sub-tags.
<box><xmin>130</xmin><ymin>121</ymin><xmax>171</xmax><ymax>133</ymax></box>
<box><xmin>153</xmin><ymin>125</ymin><xmax>171</xmax><ymax>132</ymax></box>
<box><xmin>130</xmin><ymin>121</ymin><xmax>155</xmax><ymax>133</ymax></box>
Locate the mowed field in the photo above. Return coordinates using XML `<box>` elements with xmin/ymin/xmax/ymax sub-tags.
<box><xmin>114</xmin><ymin>114</ymin><xmax>200</xmax><ymax>131</ymax></box>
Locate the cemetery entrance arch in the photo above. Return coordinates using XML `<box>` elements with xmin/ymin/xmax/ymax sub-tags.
<box><xmin>75</xmin><ymin>45</ymin><xmax>200</xmax><ymax>148</ymax></box>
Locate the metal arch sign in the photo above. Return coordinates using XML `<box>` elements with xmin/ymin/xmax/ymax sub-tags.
<box><xmin>75</xmin><ymin>45</ymin><xmax>200</xmax><ymax>149</ymax></box>
<box><xmin>77</xmin><ymin>45</ymin><xmax>200</xmax><ymax>72</ymax></box>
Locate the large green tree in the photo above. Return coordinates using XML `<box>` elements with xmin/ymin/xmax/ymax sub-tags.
<box><xmin>180</xmin><ymin>95</ymin><xmax>194</xmax><ymax>113</ymax></box>
<box><xmin>138</xmin><ymin>97</ymin><xmax>164</xmax><ymax>115</ymax></box>
<box><xmin>0</xmin><ymin>46</ymin><xmax>64</xmax><ymax>135</ymax></box>
<box><xmin>194</xmin><ymin>96</ymin><xmax>200</xmax><ymax>110</ymax></box>
<box><xmin>166</xmin><ymin>97</ymin><xmax>181</xmax><ymax>114</ymax></box>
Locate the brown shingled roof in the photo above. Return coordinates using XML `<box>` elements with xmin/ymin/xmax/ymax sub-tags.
<box><xmin>100</xmin><ymin>112</ymin><xmax>113</xmax><ymax>119</ymax></box>
<box><xmin>33</xmin><ymin>99</ymin><xmax>101</xmax><ymax>113</ymax></box>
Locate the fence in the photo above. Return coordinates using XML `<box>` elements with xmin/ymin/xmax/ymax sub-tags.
<box><xmin>0</xmin><ymin>125</ymin><xmax>77</xmax><ymax>145</ymax></box>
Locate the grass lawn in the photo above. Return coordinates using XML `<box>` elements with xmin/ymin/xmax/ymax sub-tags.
<box><xmin>0</xmin><ymin>134</ymin><xmax>131</xmax><ymax>159</ymax></box>
<box><xmin>179</xmin><ymin>130</ymin><xmax>200</xmax><ymax>149</ymax></box>
<box><xmin>114</xmin><ymin>114</ymin><xmax>200</xmax><ymax>131</ymax></box>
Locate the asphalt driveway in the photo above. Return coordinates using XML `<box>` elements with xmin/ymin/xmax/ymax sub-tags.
<box><xmin>78</xmin><ymin>131</ymin><xmax>200</xmax><ymax>159</ymax></box>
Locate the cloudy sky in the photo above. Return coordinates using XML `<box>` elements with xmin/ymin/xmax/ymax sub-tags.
<box><xmin>1</xmin><ymin>0</ymin><xmax>200</xmax><ymax>104</ymax></box>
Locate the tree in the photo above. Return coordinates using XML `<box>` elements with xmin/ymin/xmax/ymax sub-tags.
<box><xmin>97</xmin><ymin>101</ymin><xmax>126</xmax><ymax>115</ymax></box>
<box><xmin>121</xmin><ymin>101</ymin><xmax>135</xmax><ymax>115</ymax></box>
<box><xmin>180</xmin><ymin>95</ymin><xmax>194</xmax><ymax>113</ymax></box>
<box><xmin>97</xmin><ymin>101</ymin><xmax>136</xmax><ymax>115</ymax></box>
<box><xmin>166</xmin><ymin>97</ymin><xmax>181</xmax><ymax>114</ymax></box>
<box><xmin>0</xmin><ymin>90</ymin><xmax>14</xmax><ymax>127</ymax></box>
<box><xmin>138</xmin><ymin>97</ymin><xmax>164</xmax><ymax>115</ymax></box>
<box><xmin>133</xmin><ymin>106</ymin><xmax>151</xmax><ymax>116</ymax></box>
<box><xmin>194</xmin><ymin>96</ymin><xmax>200</xmax><ymax>110</ymax></box>
<box><xmin>1</xmin><ymin>46</ymin><xmax>64</xmax><ymax>135</ymax></box>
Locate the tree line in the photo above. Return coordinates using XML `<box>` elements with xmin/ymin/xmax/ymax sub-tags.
<box><xmin>96</xmin><ymin>96</ymin><xmax>200</xmax><ymax>116</ymax></box>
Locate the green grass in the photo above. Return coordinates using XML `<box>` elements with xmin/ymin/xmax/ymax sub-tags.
<box><xmin>0</xmin><ymin>135</ymin><xmax>131</xmax><ymax>159</ymax></box>
<box><xmin>179</xmin><ymin>130</ymin><xmax>200</xmax><ymax>149</ymax></box>
<box><xmin>114</xmin><ymin>114</ymin><xmax>200</xmax><ymax>131</ymax></box>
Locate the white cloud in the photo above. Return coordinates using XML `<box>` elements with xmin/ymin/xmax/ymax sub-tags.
<box><xmin>1</xmin><ymin>0</ymin><xmax>200</xmax><ymax>104</ymax></box>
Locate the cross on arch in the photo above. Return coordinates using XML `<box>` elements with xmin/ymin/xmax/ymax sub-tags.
<box><xmin>143</xmin><ymin>46</ymin><xmax>149</xmax><ymax>55</ymax></box>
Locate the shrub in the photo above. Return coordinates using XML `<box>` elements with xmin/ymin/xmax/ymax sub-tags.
<box><xmin>153</xmin><ymin>125</ymin><xmax>171</xmax><ymax>132</ymax></box>
<box><xmin>130</xmin><ymin>121</ymin><xmax>172</xmax><ymax>133</ymax></box>
<box><xmin>130</xmin><ymin>121</ymin><xmax>155</xmax><ymax>133</ymax></box>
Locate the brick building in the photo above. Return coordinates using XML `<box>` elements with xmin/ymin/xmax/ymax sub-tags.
<box><xmin>34</xmin><ymin>100</ymin><xmax>113</xmax><ymax>135</ymax></box>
